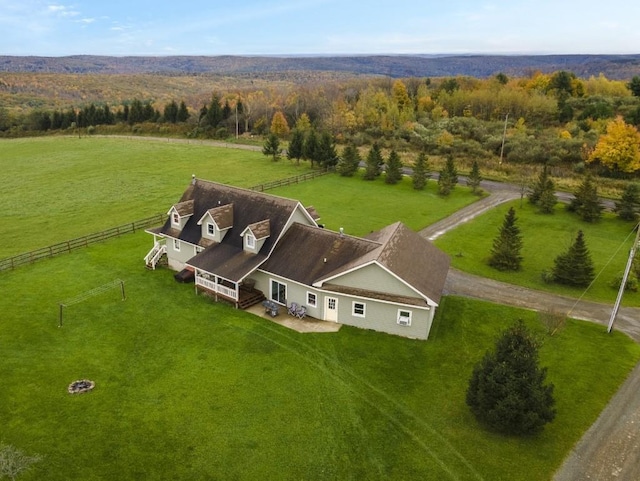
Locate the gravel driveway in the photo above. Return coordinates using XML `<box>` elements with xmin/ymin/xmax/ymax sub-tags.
<box><xmin>421</xmin><ymin>180</ymin><xmax>640</xmax><ymax>481</ymax></box>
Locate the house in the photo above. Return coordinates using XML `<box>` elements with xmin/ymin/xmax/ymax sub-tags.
<box><xmin>145</xmin><ymin>177</ymin><xmax>450</xmax><ymax>340</ymax></box>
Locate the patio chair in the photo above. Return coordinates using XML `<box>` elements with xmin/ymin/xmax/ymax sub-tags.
<box><xmin>288</xmin><ymin>302</ymin><xmax>299</xmax><ymax>316</ymax></box>
<box><xmin>295</xmin><ymin>305</ymin><xmax>306</xmax><ymax>319</ymax></box>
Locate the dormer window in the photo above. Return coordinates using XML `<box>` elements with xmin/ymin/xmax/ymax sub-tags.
<box><xmin>207</xmin><ymin>223</ymin><xmax>215</xmax><ymax>236</ymax></box>
<box><xmin>246</xmin><ymin>233</ymin><xmax>256</xmax><ymax>249</ymax></box>
<box><xmin>172</xmin><ymin>212</ymin><xmax>180</xmax><ymax>225</ymax></box>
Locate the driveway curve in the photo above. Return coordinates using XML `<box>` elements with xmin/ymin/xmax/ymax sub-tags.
<box><xmin>421</xmin><ymin>180</ymin><xmax>640</xmax><ymax>481</ymax></box>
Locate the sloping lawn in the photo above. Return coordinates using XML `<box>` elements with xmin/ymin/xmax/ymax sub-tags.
<box><xmin>435</xmin><ymin>200</ymin><xmax>640</xmax><ymax>306</ymax></box>
<box><xmin>270</xmin><ymin>174</ymin><xmax>478</xmax><ymax>236</ymax></box>
<box><xmin>0</xmin><ymin>137</ymin><xmax>314</xmax><ymax>257</ymax></box>
<box><xmin>1</xmin><ymin>231</ymin><xmax>638</xmax><ymax>480</ymax></box>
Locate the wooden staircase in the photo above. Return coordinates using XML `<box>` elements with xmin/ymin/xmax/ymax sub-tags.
<box><xmin>238</xmin><ymin>287</ymin><xmax>265</xmax><ymax>309</ymax></box>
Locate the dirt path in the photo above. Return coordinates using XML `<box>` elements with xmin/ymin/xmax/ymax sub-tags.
<box><xmin>420</xmin><ymin>184</ymin><xmax>640</xmax><ymax>481</ymax></box>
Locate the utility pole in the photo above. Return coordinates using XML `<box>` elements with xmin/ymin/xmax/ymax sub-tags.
<box><xmin>607</xmin><ymin>223</ymin><xmax>640</xmax><ymax>333</ymax></box>
<box><xmin>499</xmin><ymin>113</ymin><xmax>509</xmax><ymax>165</ymax></box>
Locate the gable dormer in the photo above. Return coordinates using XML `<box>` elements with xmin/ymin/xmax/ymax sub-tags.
<box><xmin>168</xmin><ymin>200</ymin><xmax>194</xmax><ymax>231</ymax></box>
<box><xmin>197</xmin><ymin>203</ymin><xmax>234</xmax><ymax>244</ymax></box>
<box><xmin>241</xmin><ymin>219</ymin><xmax>270</xmax><ymax>254</ymax></box>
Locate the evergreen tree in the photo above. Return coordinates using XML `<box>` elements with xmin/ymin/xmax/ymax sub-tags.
<box><xmin>629</xmin><ymin>76</ymin><xmax>640</xmax><ymax>97</ymax></box>
<box><xmin>287</xmin><ymin>129</ymin><xmax>304</xmax><ymax>165</ymax></box>
<box><xmin>336</xmin><ymin>143</ymin><xmax>361</xmax><ymax>177</ymax></box>
<box><xmin>317</xmin><ymin>131</ymin><xmax>339</xmax><ymax>170</ymax></box>
<box><xmin>529</xmin><ymin>165</ymin><xmax>549</xmax><ymax>205</ymax></box>
<box><xmin>438</xmin><ymin>155</ymin><xmax>458</xmax><ymax>196</ymax></box>
<box><xmin>363</xmin><ymin>142</ymin><xmax>383</xmax><ymax>180</ymax></box>
<box><xmin>164</xmin><ymin>100</ymin><xmax>179</xmax><ymax>123</ymax></box>
<box><xmin>412</xmin><ymin>152</ymin><xmax>430</xmax><ymax>190</ymax></box>
<box><xmin>568</xmin><ymin>173</ymin><xmax>603</xmax><ymax>222</ymax></box>
<box><xmin>177</xmin><ymin>101</ymin><xmax>190</xmax><ymax>122</ymax></box>
<box><xmin>467</xmin><ymin>160</ymin><xmax>482</xmax><ymax>193</ymax></box>
<box><xmin>206</xmin><ymin>94</ymin><xmax>223</xmax><ymax>127</ymax></box>
<box><xmin>552</xmin><ymin>230</ymin><xmax>595</xmax><ymax>287</ymax></box>
<box><xmin>303</xmin><ymin>129</ymin><xmax>319</xmax><ymax>168</ymax></box>
<box><xmin>385</xmin><ymin>149</ymin><xmax>403</xmax><ymax>184</ymax></box>
<box><xmin>615</xmin><ymin>183</ymin><xmax>640</xmax><ymax>221</ymax></box>
<box><xmin>488</xmin><ymin>207</ymin><xmax>524</xmax><ymax>271</ymax></box>
<box><xmin>538</xmin><ymin>183</ymin><xmax>558</xmax><ymax>214</ymax></box>
<box><xmin>466</xmin><ymin>321</ymin><xmax>556</xmax><ymax>435</ymax></box>
<box><xmin>262</xmin><ymin>133</ymin><xmax>281</xmax><ymax>162</ymax></box>
<box><xmin>530</xmin><ymin>166</ymin><xmax>558</xmax><ymax>214</ymax></box>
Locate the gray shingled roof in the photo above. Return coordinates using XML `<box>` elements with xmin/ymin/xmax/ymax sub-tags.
<box><xmin>260</xmin><ymin>223</ymin><xmax>380</xmax><ymax>286</ymax></box>
<box><xmin>262</xmin><ymin>222</ymin><xmax>450</xmax><ymax>305</ymax></box>
<box><xmin>246</xmin><ymin>219</ymin><xmax>270</xmax><ymax>240</ymax></box>
<box><xmin>160</xmin><ymin>179</ymin><xmax>310</xmax><ymax>281</ymax></box>
<box><xmin>205</xmin><ymin>203</ymin><xmax>234</xmax><ymax>230</ymax></box>
<box><xmin>172</xmin><ymin>199</ymin><xmax>194</xmax><ymax>217</ymax></box>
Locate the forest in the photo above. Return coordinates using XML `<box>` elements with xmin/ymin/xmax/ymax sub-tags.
<box><xmin>2</xmin><ymin>69</ymin><xmax>640</xmax><ymax>186</ymax></box>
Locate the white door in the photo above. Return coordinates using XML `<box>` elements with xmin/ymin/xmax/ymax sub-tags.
<box><xmin>325</xmin><ymin>297</ymin><xmax>338</xmax><ymax>322</ymax></box>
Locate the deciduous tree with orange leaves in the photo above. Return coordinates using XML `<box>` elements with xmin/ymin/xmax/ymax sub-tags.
<box><xmin>588</xmin><ymin>116</ymin><xmax>640</xmax><ymax>173</ymax></box>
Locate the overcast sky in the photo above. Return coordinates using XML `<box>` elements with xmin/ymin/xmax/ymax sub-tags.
<box><xmin>1</xmin><ymin>0</ymin><xmax>639</xmax><ymax>57</ymax></box>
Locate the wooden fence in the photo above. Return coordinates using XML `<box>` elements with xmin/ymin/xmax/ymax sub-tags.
<box><xmin>1</xmin><ymin>170</ymin><xmax>328</xmax><ymax>273</ymax></box>
<box><xmin>0</xmin><ymin>214</ymin><xmax>166</xmax><ymax>272</ymax></box>
<box><xmin>250</xmin><ymin>170</ymin><xmax>328</xmax><ymax>192</ymax></box>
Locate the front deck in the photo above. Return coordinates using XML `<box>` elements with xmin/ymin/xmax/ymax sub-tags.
<box><xmin>195</xmin><ymin>275</ymin><xmax>265</xmax><ymax>309</ymax></box>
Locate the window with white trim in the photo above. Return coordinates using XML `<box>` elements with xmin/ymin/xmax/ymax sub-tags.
<box><xmin>397</xmin><ymin>309</ymin><xmax>412</xmax><ymax>326</ymax></box>
<box><xmin>270</xmin><ymin>280</ymin><xmax>287</xmax><ymax>305</ymax></box>
<box><xmin>307</xmin><ymin>292</ymin><xmax>317</xmax><ymax>308</ymax></box>
<box><xmin>352</xmin><ymin>302</ymin><xmax>366</xmax><ymax>317</ymax></box>
<box><xmin>173</xmin><ymin>238</ymin><xmax>181</xmax><ymax>251</ymax></box>
<box><xmin>246</xmin><ymin>233</ymin><xmax>256</xmax><ymax>249</ymax></box>
<box><xmin>207</xmin><ymin>223</ymin><xmax>215</xmax><ymax>235</ymax></box>
<box><xmin>172</xmin><ymin>212</ymin><xmax>180</xmax><ymax>225</ymax></box>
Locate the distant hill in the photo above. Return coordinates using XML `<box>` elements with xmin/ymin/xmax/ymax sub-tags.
<box><xmin>1</xmin><ymin>54</ymin><xmax>640</xmax><ymax>79</ymax></box>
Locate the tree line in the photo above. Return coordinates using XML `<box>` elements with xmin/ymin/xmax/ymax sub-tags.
<box><xmin>3</xmin><ymin>71</ymin><xmax>640</xmax><ymax>177</ymax></box>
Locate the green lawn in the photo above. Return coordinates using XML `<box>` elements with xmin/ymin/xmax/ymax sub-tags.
<box><xmin>1</xmin><ymin>231</ymin><xmax>638</xmax><ymax>480</ymax></box>
<box><xmin>0</xmin><ymin>137</ymin><xmax>315</xmax><ymax>258</ymax></box>
<box><xmin>270</xmin><ymin>173</ymin><xmax>479</xmax><ymax>237</ymax></box>
<box><xmin>435</xmin><ymin>200</ymin><xmax>640</xmax><ymax>306</ymax></box>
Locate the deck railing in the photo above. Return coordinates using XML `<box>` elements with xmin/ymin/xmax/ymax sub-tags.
<box><xmin>195</xmin><ymin>276</ymin><xmax>238</xmax><ymax>300</ymax></box>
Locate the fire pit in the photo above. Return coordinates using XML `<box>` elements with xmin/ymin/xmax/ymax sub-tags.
<box><xmin>68</xmin><ymin>379</ymin><xmax>95</xmax><ymax>394</ymax></box>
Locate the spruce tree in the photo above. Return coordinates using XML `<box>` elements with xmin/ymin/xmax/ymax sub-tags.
<box><xmin>337</xmin><ymin>144</ymin><xmax>361</xmax><ymax>177</ymax></box>
<box><xmin>529</xmin><ymin>166</ymin><xmax>557</xmax><ymax>213</ymax></box>
<box><xmin>568</xmin><ymin>173</ymin><xmax>603</xmax><ymax>222</ymax></box>
<box><xmin>385</xmin><ymin>149</ymin><xmax>403</xmax><ymax>184</ymax></box>
<box><xmin>303</xmin><ymin>129</ymin><xmax>319</xmax><ymax>168</ymax></box>
<box><xmin>287</xmin><ymin>129</ymin><xmax>304</xmax><ymax>165</ymax></box>
<box><xmin>363</xmin><ymin>142</ymin><xmax>383</xmax><ymax>180</ymax></box>
<box><xmin>615</xmin><ymin>183</ymin><xmax>640</xmax><ymax>221</ymax></box>
<box><xmin>177</xmin><ymin>101</ymin><xmax>190</xmax><ymax>122</ymax></box>
<box><xmin>317</xmin><ymin>131</ymin><xmax>339</xmax><ymax>170</ymax></box>
<box><xmin>466</xmin><ymin>320</ymin><xmax>556</xmax><ymax>435</ymax></box>
<box><xmin>412</xmin><ymin>152</ymin><xmax>430</xmax><ymax>190</ymax></box>
<box><xmin>262</xmin><ymin>133</ymin><xmax>281</xmax><ymax>162</ymax></box>
<box><xmin>438</xmin><ymin>155</ymin><xmax>458</xmax><ymax>196</ymax></box>
<box><xmin>552</xmin><ymin>230</ymin><xmax>595</xmax><ymax>287</ymax></box>
<box><xmin>488</xmin><ymin>207</ymin><xmax>524</xmax><ymax>271</ymax></box>
<box><xmin>467</xmin><ymin>160</ymin><xmax>482</xmax><ymax>193</ymax></box>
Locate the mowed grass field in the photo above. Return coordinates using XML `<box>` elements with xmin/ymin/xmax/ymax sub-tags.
<box><xmin>435</xmin><ymin>200</ymin><xmax>640</xmax><ymax>306</ymax></box>
<box><xmin>2</xmin><ymin>136</ymin><xmax>640</xmax><ymax>479</ymax></box>
<box><xmin>1</xmin><ymin>231</ymin><xmax>639</xmax><ymax>481</ymax></box>
<box><xmin>0</xmin><ymin>137</ymin><xmax>313</xmax><ymax>258</ymax></box>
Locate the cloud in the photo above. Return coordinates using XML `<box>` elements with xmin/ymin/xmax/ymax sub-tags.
<box><xmin>47</xmin><ymin>4</ymin><xmax>80</xmax><ymax>17</ymax></box>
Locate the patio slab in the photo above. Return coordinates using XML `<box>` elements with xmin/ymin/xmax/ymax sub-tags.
<box><xmin>246</xmin><ymin>304</ymin><xmax>341</xmax><ymax>333</ymax></box>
